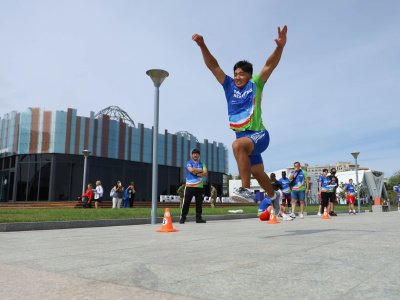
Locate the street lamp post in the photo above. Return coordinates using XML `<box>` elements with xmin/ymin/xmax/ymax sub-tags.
<box><xmin>351</xmin><ymin>152</ymin><xmax>360</xmax><ymax>213</ymax></box>
<box><xmin>146</xmin><ymin>69</ymin><xmax>169</xmax><ymax>225</ymax></box>
<box><xmin>82</xmin><ymin>149</ymin><xmax>91</xmax><ymax>194</ymax></box>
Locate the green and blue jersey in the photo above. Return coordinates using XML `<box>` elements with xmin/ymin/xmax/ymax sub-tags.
<box><xmin>185</xmin><ymin>160</ymin><xmax>207</xmax><ymax>188</ymax></box>
<box><xmin>290</xmin><ymin>170</ymin><xmax>308</xmax><ymax>191</ymax></box>
<box><xmin>222</xmin><ymin>75</ymin><xmax>266</xmax><ymax>131</ymax></box>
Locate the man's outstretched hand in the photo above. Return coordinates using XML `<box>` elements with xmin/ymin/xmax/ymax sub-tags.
<box><xmin>274</xmin><ymin>25</ymin><xmax>287</xmax><ymax>48</ymax></box>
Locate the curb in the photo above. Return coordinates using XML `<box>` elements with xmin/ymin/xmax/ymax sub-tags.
<box><xmin>0</xmin><ymin>214</ymin><xmax>258</xmax><ymax>232</ymax></box>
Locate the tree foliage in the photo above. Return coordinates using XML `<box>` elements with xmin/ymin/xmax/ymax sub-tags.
<box><xmin>386</xmin><ymin>171</ymin><xmax>400</xmax><ymax>203</ymax></box>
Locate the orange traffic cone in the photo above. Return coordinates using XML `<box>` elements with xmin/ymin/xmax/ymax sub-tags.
<box><xmin>157</xmin><ymin>208</ymin><xmax>178</xmax><ymax>232</ymax></box>
<box><xmin>267</xmin><ymin>208</ymin><xmax>281</xmax><ymax>224</ymax></box>
<box><xmin>321</xmin><ymin>207</ymin><xmax>330</xmax><ymax>220</ymax></box>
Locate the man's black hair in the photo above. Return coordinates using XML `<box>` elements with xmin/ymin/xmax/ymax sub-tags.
<box><xmin>191</xmin><ymin>148</ymin><xmax>200</xmax><ymax>154</ymax></box>
<box><xmin>234</xmin><ymin>60</ymin><xmax>253</xmax><ymax>75</ymax></box>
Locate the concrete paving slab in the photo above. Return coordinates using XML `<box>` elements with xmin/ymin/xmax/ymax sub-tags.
<box><xmin>0</xmin><ymin>212</ymin><xmax>399</xmax><ymax>299</ymax></box>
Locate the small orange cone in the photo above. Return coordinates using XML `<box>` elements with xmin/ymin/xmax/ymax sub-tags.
<box><xmin>157</xmin><ymin>208</ymin><xmax>178</xmax><ymax>232</ymax></box>
<box><xmin>267</xmin><ymin>208</ymin><xmax>281</xmax><ymax>224</ymax></box>
<box><xmin>321</xmin><ymin>207</ymin><xmax>330</xmax><ymax>220</ymax></box>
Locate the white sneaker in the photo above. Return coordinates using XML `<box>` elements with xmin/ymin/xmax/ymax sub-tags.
<box><xmin>282</xmin><ymin>214</ymin><xmax>294</xmax><ymax>221</ymax></box>
<box><xmin>231</xmin><ymin>187</ymin><xmax>255</xmax><ymax>203</ymax></box>
<box><xmin>289</xmin><ymin>212</ymin><xmax>296</xmax><ymax>218</ymax></box>
<box><xmin>300</xmin><ymin>213</ymin><xmax>304</xmax><ymax>219</ymax></box>
<box><xmin>317</xmin><ymin>212</ymin><xmax>322</xmax><ymax>217</ymax></box>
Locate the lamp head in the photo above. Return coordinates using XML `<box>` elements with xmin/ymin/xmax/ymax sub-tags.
<box><xmin>351</xmin><ymin>152</ymin><xmax>360</xmax><ymax>159</ymax></box>
<box><xmin>146</xmin><ymin>69</ymin><xmax>169</xmax><ymax>87</ymax></box>
<box><xmin>82</xmin><ymin>149</ymin><xmax>91</xmax><ymax>157</ymax></box>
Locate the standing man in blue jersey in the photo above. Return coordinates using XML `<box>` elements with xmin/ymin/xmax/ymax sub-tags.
<box><xmin>279</xmin><ymin>171</ymin><xmax>291</xmax><ymax>215</ymax></box>
<box><xmin>192</xmin><ymin>26</ymin><xmax>287</xmax><ymax>203</ymax></box>
<box><xmin>344</xmin><ymin>179</ymin><xmax>356</xmax><ymax>214</ymax></box>
<box><xmin>318</xmin><ymin>169</ymin><xmax>330</xmax><ymax>215</ymax></box>
<box><xmin>289</xmin><ymin>162</ymin><xmax>310</xmax><ymax>218</ymax></box>
<box><xmin>180</xmin><ymin>149</ymin><xmax>208</xmax><ymax>224</ymax></box>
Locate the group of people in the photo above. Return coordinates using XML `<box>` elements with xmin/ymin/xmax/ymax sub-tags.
<box><xmin>257</xmin><ymin>163</ymin><xmax>361</xmax><ymax>221</ymax></box>
<box><xmin>77</xmin><ymin>180</ymin><xmax>136</xmax><ymax>209</ymax></box>
<box><xmin>77</xmin><ymin>180</ymin><xmax>104</xmax><ymax>209</ymax></box>
<box><xmin>258</xmin><ymin>162</ymin><xmax>310</xmax><ymax>221</ymax></box>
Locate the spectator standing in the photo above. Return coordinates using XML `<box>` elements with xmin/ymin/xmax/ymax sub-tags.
<box><xmin>210</xmin><ymin>184</ymin><xmax>217</xmax><ymax>208</ymax></box>
<box><xmin>328</xmin><ymin>168</ymin><xmax>339</xmax><ymax>216</ymax></box>
<box><xmin>129</xmin><ymin>182</ymin><xmax>136</xmax><ymax>207</ymax></box>
<box><xmin>123</xmin><ymin>182</ymin><xmax>136</xmax><ymax>208</ymax></box>
<box><xmin>179</xmin><ymin>149</ymin><xmax>208</xmax><ymax>224</ymax></box>
<box><xmin>78</xmin><ymin>183</ymin><xmax>94</xmax><ymax>208</ymax></box>
<box><xmin>344</xmin><ymin>178</ymin><xmax>356</xmax><ymax>214</ymax></box>
<box><xmin>318</xmin><ymin>169</ymin><xmax>330</xmax><ymax>216</ymax></box>
<box><xmin>94</xmin><ymin>180</ymin><xmax>103</xmax><ymax>209</ymax></box>
<box><xmin>289</xmin><ymin>162</ymin><xmax>310</xmax><ymax>219</ymax></box>
<box><xmin>278</xmin><ymin>171</ymin><xmax>291</xmax><ymax>214</ymax></box>
<box><xmin>111</xmin><ymin>181</ymin><xmax>124</xmax><ymax>208</ymax></box>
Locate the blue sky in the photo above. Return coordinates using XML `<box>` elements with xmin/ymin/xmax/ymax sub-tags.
<box><xmin>1</xmin><ymin>0</ymin><xmax>399</xmax><ymax>177</ymax></box>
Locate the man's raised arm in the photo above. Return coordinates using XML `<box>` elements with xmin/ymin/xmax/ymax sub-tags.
<box><xmin>192</xmin><ymin>34</ymin><xmax>226</xmax><ymax>85</ymax></box>
<box><xmin>259</xmin><ymin>25</ymin><xmax>287</xmax><ymax>83</ymax></box>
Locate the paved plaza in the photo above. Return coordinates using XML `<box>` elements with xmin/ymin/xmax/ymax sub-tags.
<box><xmin>0</xmin><ymin>211</ymin><xmax>399</xmax><ymax>299</ymax></box>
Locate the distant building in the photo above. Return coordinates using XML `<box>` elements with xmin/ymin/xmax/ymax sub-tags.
<box><xmin>305</xmin><ymin>162</ymin><xmax>369</xmax><ymax>173</ymax></box>
<box><xmin>0</xmin><ymin>107</ymin><xmax>228</xmax><ymax>202</ymax></box>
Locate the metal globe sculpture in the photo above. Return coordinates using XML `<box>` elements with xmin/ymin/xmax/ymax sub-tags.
<box><xmin>95</xmin><ymin>106</ymin><xmax>135</xmax><ymax>127</ymax></box>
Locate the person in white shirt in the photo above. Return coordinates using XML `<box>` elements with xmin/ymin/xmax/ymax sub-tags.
<box><xmin>94</xmin><ymin>180</ymin><xmax>104</xmax><ymax>209</ymax></box>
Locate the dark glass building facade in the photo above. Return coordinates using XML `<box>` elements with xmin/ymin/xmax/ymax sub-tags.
<box><xmin>0</xmin><ymin>108</ymin><xmax>228</xmax><ymax>202</ymax></box>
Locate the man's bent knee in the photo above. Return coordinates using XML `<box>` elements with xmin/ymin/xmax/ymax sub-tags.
<box><xmin>232</xmin><ymin>138</ymin><xmax>253</xmax><ymax>155</ymax></box>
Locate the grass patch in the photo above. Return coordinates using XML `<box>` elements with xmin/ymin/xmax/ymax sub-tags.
<box><xmin>0</xmin><ymin>204</ymin><xmax>385</xmax><ymax>223</ymax></box>
<box><xmin>0</xmin><ymin>207</ymin><xmax>257</xmax><ymax>223</ymax></box>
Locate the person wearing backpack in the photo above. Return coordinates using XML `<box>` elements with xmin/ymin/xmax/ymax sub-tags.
<box><xmin>110</xmin><ymin>181</ymin><xmax>124</xmax><ymax>208</ymax></box>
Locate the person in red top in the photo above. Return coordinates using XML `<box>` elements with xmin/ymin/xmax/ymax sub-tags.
<box><xmin>78</xmin><ymin>183</ymin><xmax>94</xmax><ymax>208</ymax></box>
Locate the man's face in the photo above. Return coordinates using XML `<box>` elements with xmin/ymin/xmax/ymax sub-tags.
<box><xmin>192</xmin><ymin>152</ymin><xmax>200</xmax><ymax>161</ymax></box>
<box><xmin>349</xmin><ymin>179</ymin><xmax>353</xmax><ymax>184</ymax></box>
<box><xmin>282</xmin><ymin>172</ymin><xmax>286</xmax><ymax>178</ymax></box>
<box><xmin>294</xmin><ymin>163</ymin><xmax>300</xmax><ymax>170</ymax></box>
<box><xmin>234</xmin><ymin>68</ymin><xmax>251</xmax><ymax>88</ymax></box>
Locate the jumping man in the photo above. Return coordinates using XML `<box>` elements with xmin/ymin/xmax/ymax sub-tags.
<box><xmin>192</xmin><ymin>26</ymin><xmax>288</xmax><ymax>202</ymax></box>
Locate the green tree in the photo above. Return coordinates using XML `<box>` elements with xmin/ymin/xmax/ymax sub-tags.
<box><xmin>386</xmin><ymin>171</ymin><xmax>400</xmax><ymax>204</ymax></box>
<box><xmin>387</xmin><ymin>171</ymin><xmax>400</xmax><ymax>186</ymax></box>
